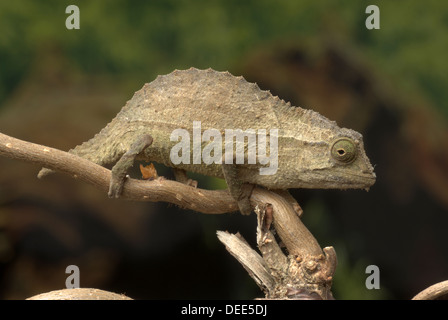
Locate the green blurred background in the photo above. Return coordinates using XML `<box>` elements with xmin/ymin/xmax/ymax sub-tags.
<box><xmin>1</xmin><ymin>0</ymin><xmax>448</xmax><ymax>299</ymax></box>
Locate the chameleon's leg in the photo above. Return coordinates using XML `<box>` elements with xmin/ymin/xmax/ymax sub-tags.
<box><xmin>172</xmin><ymin>168</ymin><xmax>198</xmax><ymax>188</ymax></box>
<box><xmin>108</xmin><ymin>134</ymin><xmax>153</xmax><ymax>198</ymax></box>
<box><xmin>221</xmin><ymin>163</ymin><xmax>254</xmax><ymax>215</ymax></box>
<box><xmin>272</xmin><ymin>189</ymin><xmax>303</xmax><ymax>218</ymax></box>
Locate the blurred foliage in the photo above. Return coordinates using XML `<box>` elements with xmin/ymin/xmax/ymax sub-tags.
<box><xmin>0</xmin><ymin>0</ymin><xmax>447</xmax><ymax>116</ymax></box>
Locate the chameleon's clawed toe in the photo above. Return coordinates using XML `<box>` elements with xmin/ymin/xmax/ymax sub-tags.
<box><xmin>237</xmin><ymin>198</ymin><xmax>252</xmax><ymax>216</ymax></box>
<box><xmin>108</xmin><ymin>186</ymin><xmax>120</xmax><ymax>198</ymax></box>
<box><xmin>108</xmin><ymin>177</ymin><xmax>125</xmax><ymax>198</ymax></box>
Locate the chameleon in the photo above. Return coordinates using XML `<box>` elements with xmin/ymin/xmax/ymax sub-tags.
<box><xmin>38</xmin><ymin>67</ymin><xmax>376</xmax><ymax>215</ymax></box>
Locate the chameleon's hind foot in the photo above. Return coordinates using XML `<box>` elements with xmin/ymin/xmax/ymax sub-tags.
<box><xmin>108</xmin><ymin>175</ymin><xmax>126</xmax><ymax>198</ymax></box>
<box><xmin>108</xmin><ymin>134</ymin><xmax>153</xmax><ymax>198</ymax></box>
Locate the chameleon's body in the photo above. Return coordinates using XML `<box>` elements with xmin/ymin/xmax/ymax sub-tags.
<box><xmin>39</xmin><ymin>68</ymin><xmax>375</xmax><ymax>214</ymax></box>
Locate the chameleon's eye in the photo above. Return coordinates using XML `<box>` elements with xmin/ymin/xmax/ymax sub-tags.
<box><xmin>331</xmin><ymin>138</ymin><xmax>357</xmax><ymax>164</ymax></box>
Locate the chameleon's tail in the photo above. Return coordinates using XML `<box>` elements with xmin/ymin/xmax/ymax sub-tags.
<box><xmin>37</xmin><ymin>119</ymin><xmax>119</xmax><ymax>179</ymax></box>
<box><xmin>37</xmin><ymin>167</ymin><xmax>54</xmax><ymax>179</ymax></box>
<box><xmin>36</xmin><ymin>137</ymin><xmax>101</xmax><ymax>179</ymax></box>
<box><xmin>37</xmin><ymin>133</ymin><xmax>110</xmax><ymax>179</ymax></box>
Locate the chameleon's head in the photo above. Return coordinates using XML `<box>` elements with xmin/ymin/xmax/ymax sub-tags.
<box><xmin>288</xmin><ymin>127</ymin><xmax>376</xmax><ymax>190</ymax></box>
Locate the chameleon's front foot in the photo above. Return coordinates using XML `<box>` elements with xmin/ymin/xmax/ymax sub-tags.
<box><xmin>108</xmin><ymin>134</ymin><xmax>153</xmax><ymax>198</ymax></box>
<box><xmin>236</xmin><ymin>198</ymin><xmax>252</xmax><ymax>216</ymax></box>
<box><xmin>222</xmin><ymin>161</ymin><xmax>255</xmax><ymax>215</ymax></box>
<box><xmin>236</xmin><ymin>184</ymin><xmax>255</xmax><ymax>215</ymax></box>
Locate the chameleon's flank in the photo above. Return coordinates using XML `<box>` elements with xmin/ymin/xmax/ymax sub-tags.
<box><xmin>38</xmin><ymin>68</ymin><xmax>376</xmax><ymax>215</ymax></box>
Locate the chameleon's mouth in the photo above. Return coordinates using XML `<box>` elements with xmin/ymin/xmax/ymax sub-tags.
<box><xmin>310</xmin><ymin>168</ymin><xmax>376</xmax><ymax>190</ymax></box>
<box><xmin>342</xmin><ymin>170</ymin><xmax>376</xmax><ymax>189</ymax></box>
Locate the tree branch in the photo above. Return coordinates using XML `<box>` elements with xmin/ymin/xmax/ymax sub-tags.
<box><xmin>0</xmin><ymin>131</ymin><xmax>237</xmax><ymax>214</ymax></box>
<box><xmin>412</xmin><ymin>280</ymin><xmax>448</xmax><ymax>300</ymax></box>
<box><xmin>0</xmin><ymin>131</ymin><xmax>336</xmax><ymax>299</ymax></box>
<box><xmin>26</xmin><ymin>288</ymin><xmax>132</xmax><ymax>300</ymax></box>
<box><xmin>0</xmin><ymin>132</ymin><xmax>328</xmax><ymax>252</ymax></box>
<box><xmin>218</xmin><ymin>204</ymin><xmax>336</xmax><ymax>300</ymax></box>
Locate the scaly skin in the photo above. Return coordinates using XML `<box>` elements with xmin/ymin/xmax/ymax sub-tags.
<box><xmin>39</xmin><ymin>68</ymin><xmax>376</xmax><ymax>214</ymax></box>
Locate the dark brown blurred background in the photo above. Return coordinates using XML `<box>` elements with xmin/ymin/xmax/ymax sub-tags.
<box><xmin>0</xmin><ymin>1</ymin><xmax>447</xmax><ymax>299</ymax></box>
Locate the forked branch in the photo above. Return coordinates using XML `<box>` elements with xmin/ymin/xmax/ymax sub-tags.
<box><xmin>0</xmin><ymin>131</ymin><xmax>336</xmax><ymax>299</ymax></box>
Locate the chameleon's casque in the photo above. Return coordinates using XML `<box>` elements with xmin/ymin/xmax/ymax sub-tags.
<box><xmin>39</xmin><ymin>68</ymin><xmax>376</xmax><ymax>214</ymax></box>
